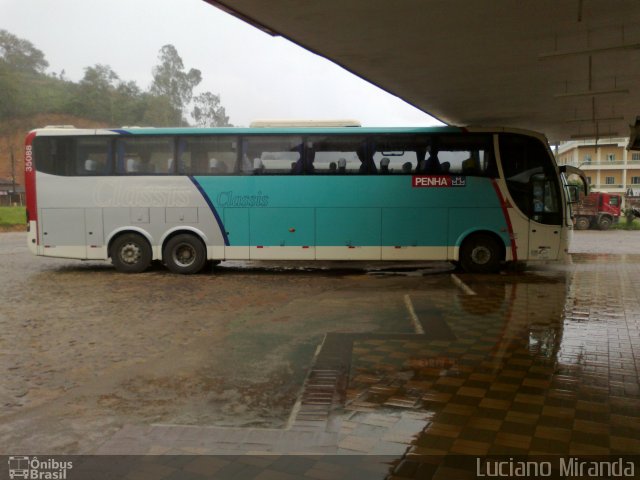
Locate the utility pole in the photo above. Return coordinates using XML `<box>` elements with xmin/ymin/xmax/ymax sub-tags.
<box><xmin>10</xmin><ymin>145</ymin><xmax>18</xmax><ymax>206</ymax></box>
<box><xmin>10</xmin><ymin>146</ymin><xmax>16</xmax><ymax>194</ymax></box>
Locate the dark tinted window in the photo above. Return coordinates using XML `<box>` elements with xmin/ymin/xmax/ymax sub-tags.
<box><xmin>76</xmin><ymin>138</ymin><xmax>112</xmax><ymax>175</ymax></box>
<box><xmin>115</xmin><ymin>137</ymin><xmax>175</xmax><ymax>174</ymax></box>
<box><xmin>433</xmin><ymin>134</ymin><xmax>497</xmax><ymax>177</ymax></box>
<box><xmin>178</xmin><ymin>136</ymin><xmax>238</xmax><ymax>175</ymax></box>
<box><xmin>307</xmin><ymin>136</ymin><xmax>370</xmax><ymax>174</ymax></box>
<box><xmin>241</xmin><ymin>136</ymin><xmax>302</xmax><ymax>175</ymax></box>
<box><xmin>371</xmin><ymin>135</ymin><xmax>429</xmax><ymax>174</ymax></box>
<box><xmin>499</xmin><ymin>134</ymin><xmax>561</xmax><ymax>225</ymax></box>
<box><xmin>32</xmin><ymin>132</ymin><xmax>498</xmax><ymax>179</ymax></box>
<box><xmin>33</xmin><ymin>137</ymin><xmax>74</xmax><ymax>175</ymax></box>
<box><xmin>34</xmin><ymin>137</ymin><xmax>114</xmax><ymax>176</ymax></box>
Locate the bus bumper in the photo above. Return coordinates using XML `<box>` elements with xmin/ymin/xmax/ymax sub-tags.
<box><xmin>27</xmin><ymin>221</ymin><xmax>38</xmax><ymax>255</ymax></box>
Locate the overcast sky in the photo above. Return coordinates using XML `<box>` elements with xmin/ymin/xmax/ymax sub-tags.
<box><xmin>1</xmin><ymin>0</ymin><xmax>441</xmax><ymax>127</ymax></box>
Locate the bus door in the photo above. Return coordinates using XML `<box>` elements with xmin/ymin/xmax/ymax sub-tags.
<box><xmin>499</xmin><ymin>134</ymin><xmax>563</xmax><ymax>261</ymax></box>
<box><xmin>528</xmin><ymin>173</ymin><xmax>562</xmax><ymax>261</ymax></box>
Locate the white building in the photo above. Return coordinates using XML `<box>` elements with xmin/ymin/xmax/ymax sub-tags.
<box><xmin>555</xmin><ymin>138</ymin><xmax>640</xmax><ymax>196</ymax></box>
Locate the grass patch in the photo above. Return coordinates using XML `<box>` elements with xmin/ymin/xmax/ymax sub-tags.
<box><xmin>612</xmin><ymin>218</ymin><xmax>640</xmax><ymax>230</ymax></box>
<box><xmin>0</xmin><ymin>206</ymin><xmax>26</xmax><ymax>226</ymax></box>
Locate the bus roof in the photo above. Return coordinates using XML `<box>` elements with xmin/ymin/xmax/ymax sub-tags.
<box><xmin>30</xmin><ymin>125</ymin><xmax>547</xmax><ymax>140</ymax></box>
<box><xmin>32</xmin><ymin>125</ymin><xmax>463</xmax><ymax>136</ymax></box>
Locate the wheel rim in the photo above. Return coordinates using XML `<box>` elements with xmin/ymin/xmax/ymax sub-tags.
<box><xmin>120</xmin><ymin>242</ymin><xmax>142</xmax><ymax>265</ymax></box>
<box><xmin>471</xmin><ymin>245</ymin><xmax>492</xmax><ymax>265</ymax></box>
<box><xmin>172</xmin><ymin>242</ymin><xmax>197</xmax><ymax>267</ymax></box>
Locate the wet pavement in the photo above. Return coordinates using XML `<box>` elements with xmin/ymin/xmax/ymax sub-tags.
<box><xmin>1</xmin><ymin>231</ymin><xmax>639</xmax><ymax>478</ymax></box>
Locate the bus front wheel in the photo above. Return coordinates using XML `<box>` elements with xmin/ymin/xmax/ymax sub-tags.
<box><xmin>459</xmin><ymin>234</ymin><xmax>502</xmax><ymax>273</ymax></box>
<box><xmin>111</xmin><ymin>233</ymin><xmax>152</xmax><ymax>273</ymax></box>
<box><xmin>163</xmin><ymin>234</ymin><xmax>207</xmax><ymax>274</ymax></box>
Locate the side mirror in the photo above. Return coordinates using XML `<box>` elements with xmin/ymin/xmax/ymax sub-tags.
<box><xmin>559</xmin><ymin>165</ymin><xmax>588</xmax><ymax>195</ymax></box>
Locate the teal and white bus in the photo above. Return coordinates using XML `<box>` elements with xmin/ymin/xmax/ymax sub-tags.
<box><xmin>24</xmin><ymin>124</ymin><xmax>583</xmax><ymax>274</ymax></box>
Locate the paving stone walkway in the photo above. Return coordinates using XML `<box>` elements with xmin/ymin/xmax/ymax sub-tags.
<box><xmin>93</xmin><ymin>255</ymin><xmax>640</xmax><ymax>478</ymax></box>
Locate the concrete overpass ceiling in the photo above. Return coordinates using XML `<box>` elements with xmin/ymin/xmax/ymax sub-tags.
<box><xmin>205</xmin><ymin>0</ymin><xmax>640</xmax><ymax>145</ymax></box>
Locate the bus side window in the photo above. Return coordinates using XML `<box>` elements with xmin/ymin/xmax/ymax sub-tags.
<box><xmin>356</xmin><ymin>144</ymin><xmax>376</xmax><ymax>174</ymax></box>
<box><xmin>372</xmin><ymin>152</ymin><xmax>418</xmax><ymax>174</ymax></box>
<box><xmin>33</xmin><ymin>137</ymin><xmax>74</xmax><ymax>176</ymax></box>
<box><xmin>242</xmin><ymin>136</ymin><xmax>302</xmax><ymax>175</ymax></box>
<box><xmin>307</xmin><ymin>136</ymin><xmax>367</xmax><ymax>174</ymax></box>
<box><xmin>435</xmin><ymin>134</ymin><xmax>495</xmax><ymax>177</ymax></box>
<box><xmin>116</xmin><ymin>137</ymin><xmax>174</xmax><ymax>175</ymax></box>
<box><xmin>371</xmin><ymin>135</ymin><xmax>423</xmax><ymax>174</ymax></box>
<box><xmin>437</xmin><ymin>150</ymin><xmax>476</xmax><ymax>175</ymax></box>
<box><xmin>76</xmin><ymin>138</ymin><xmax>111</xmax><ymax>175</ymax></box>
<box><xmin>177</xmin><ymin>138</ymin><xmax>189</xmax><ymax>174</ymax></box>
<box><xmin>179</xmin><ymin>136</ymin><xmax>238</xmax><ymax>175</ymax></box>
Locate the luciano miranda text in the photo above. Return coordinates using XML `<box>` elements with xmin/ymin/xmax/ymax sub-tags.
<box><xmin>477</xmin><ymin>457</ymin><xmax>635</xmax><ymax>477</ymax></box>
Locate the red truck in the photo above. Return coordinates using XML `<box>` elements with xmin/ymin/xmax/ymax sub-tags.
<box><xmin>573</xmin><ymin>192</ymin><xmax>622</xmax><ymax>230</ymax></box>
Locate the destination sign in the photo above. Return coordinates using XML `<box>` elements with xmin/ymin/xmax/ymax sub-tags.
<box><xmin>412</xmin><ymin>175</ymin><xmax>466</xmax><ymax>187</ymax></box>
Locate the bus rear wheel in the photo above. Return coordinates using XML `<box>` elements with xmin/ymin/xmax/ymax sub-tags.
<box><xmin>163</xmin><ymin>234</ymin><xmax>207</xmax><ymax>274</ymax></box>
<box><xmin>111</xmin><ymin>233</ymin><xmax>152</xmax><ymax>273</ymax></box>
<box><xmin>459</xmin><ymin>234</ymin><xmax>502</xmax><ymax>273</ymax></box>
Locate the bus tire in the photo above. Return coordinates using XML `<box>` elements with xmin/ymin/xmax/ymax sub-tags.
<box><xmin>459</xmin><ymin>234</ymin><xmax>502</xmax><ymax>274</ymax></box>
<box><xmin>575</xmin><ymin>216</ymin><xmax>590</xmax><ymax>230</ymax></box>
<box><xmin>598</xmin><ymin>216</ymin><xmax>612</xmax><ymax>230</ymax></box>
<box><xmin>163</xmin><ymin>233</ymin><xmax>207</xmax><ymax>274</ymax></box>
<box><xmin>111</xmin><ymin>233</ymin><xmax>152</xmax><ymax>273</ymax></box>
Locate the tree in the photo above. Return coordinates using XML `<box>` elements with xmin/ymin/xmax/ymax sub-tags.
<box><xmin>140</xmin><ymin>93</ymin><xmax>180</xmax><ymax>127</ymax></box>
<box><xmin>0</xmin><ymin>29</ymin><xmax>48</xmax><ymax>74</ymax></box>
<box><xmin>112</xmin><ymin>80</ymin><xmax>146</xmax><ymax>126</ymax></box>
<box><xmin>81</xmin><ymin>64</ymin><xmax>119</xmax><ymax>90</ymax></box>
<box><xmin>72</xmin><ymin>64</ymin><xmax>120</xmax><ymax>121</ymax></box>
<box><xmin>0</xmin><ymin>31</ymin><xmax>233</xmax><ymax>128</ymax></box>
<box><xmin>0</xmin><ymin>30</ymin><xmax>49</xmax><ymax>120</ymax></box>
<box><xmin>150</xmin><ymin>44</ymin><xmax>201</xmax><ymax>123</ymax></box>
<box><xmin>0</xmin><ymin>63</ymin><xmax>20</xmax><ymax>119</ymax></box>
<box><xmin>191</xmin><ymin>92</ymin><xmax>231</xmax><ymax>127</ymax></box>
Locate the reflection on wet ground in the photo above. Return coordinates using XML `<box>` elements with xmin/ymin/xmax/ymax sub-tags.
<box><xmin>346</xmin><ymin>257</ymin><xmax>639</xmax><ymax>475</ymax></box>
<box><xmin>94</xmin><ymin>253</ymin><xmax>640</xmax><ymax>478</ymax></box>
<box><xmin>1</xmin><ymin>230</ymin><xmax>639</xmax><ymax>478</ymax></box>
